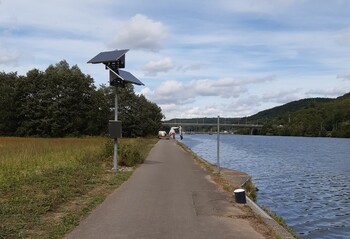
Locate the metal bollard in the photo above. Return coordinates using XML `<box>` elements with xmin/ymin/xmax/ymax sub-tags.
<box><xmin>233</xmin><ymin>189</ymin><xmax>246</xmax><ymax>204</ymax></box>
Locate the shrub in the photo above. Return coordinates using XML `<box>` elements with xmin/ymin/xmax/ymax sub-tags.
<box><xmin>243</xmin><ymin>179</ymin><xmax>258</xmax><ymax>202</ymax></box>
<box><xmin>104</xmin><ymin>138</ymin><xmax>156</xmax><ymax>167</ymax></box>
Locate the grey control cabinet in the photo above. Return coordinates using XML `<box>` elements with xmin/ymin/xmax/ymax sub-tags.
<box><xmin>109</xmin><ymin>120</ymin><xmax>122</xmax><ymax>139</ymax></box>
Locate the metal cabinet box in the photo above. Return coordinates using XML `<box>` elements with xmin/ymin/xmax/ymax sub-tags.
<box><xmin>109</xmin><ymin>120</ymin><xmax>122</xmax><ymax>138</ymax></box>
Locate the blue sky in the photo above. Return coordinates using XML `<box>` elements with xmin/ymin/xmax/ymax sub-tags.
<box><xmin>1</xmin><ymin>0</ymin><xmax>350</xmax><ymax>119</ymax></box>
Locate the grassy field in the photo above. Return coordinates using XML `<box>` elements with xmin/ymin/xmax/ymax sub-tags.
<box><xmin>0</xmin><ymin>137</ymin><xmax>158</xmax><ymax>239</ymax></box>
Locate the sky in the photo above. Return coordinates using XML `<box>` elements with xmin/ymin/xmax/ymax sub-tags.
<box><xmin>1</xmin><ymin>0</ymin><xmax>350</xmax><ymax>119</ymax></box>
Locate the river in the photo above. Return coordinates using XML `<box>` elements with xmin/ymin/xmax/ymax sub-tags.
<box><xmin>181</xmin><ymin>134</ymin><xmax>350</xmax><ymax>239</ymax></box>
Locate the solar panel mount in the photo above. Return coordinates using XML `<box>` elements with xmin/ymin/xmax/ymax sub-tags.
<box><xmin>87</xmin><ymin>49</ymin><xmax>129</xmax><ymax>68</ymax></box>
<box><xmin>88</xmin><ymin>49</ymin><xmax>144</xmax><ymax>171</ymax></box>
<box><xmin>88</xmin><ymin>49</ymin><xmax>144</xmax><ymax>87</ymax></box>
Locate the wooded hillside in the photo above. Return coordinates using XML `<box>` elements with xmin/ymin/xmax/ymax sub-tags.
<box><xmin>164</xmin><ymin>93</ymin><xmax>350</xmax><ymax>138</ymax></box>
<box><xmin>248</xmin><ymin>93</ymin><xmax>350</xmax><ymax>137</ymax></box>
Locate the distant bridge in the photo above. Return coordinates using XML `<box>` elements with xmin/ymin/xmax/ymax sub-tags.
<box><xmin>162</xmin><ymin>122</ymin><xmax>263</xmax><ymax>128</ymax></box>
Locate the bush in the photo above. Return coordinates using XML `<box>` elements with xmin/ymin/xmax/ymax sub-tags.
<box><xmin>119</xmin><ymin>145</ymin><xmax>142</xmax><ymax>167</ymax></box>
<box><xmin>243</xmin><ymin>179</ymin><xmax>258</xmax><ymax>202</ymax></box>
<box><xmin>104</xmin><ymin>138</ymin><xmax>155</xmax><ymax>167</ymax></box>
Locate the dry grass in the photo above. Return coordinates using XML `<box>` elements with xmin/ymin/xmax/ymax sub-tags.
<box><xmin>0</xmin><ymin>137</ymin><xmax>104</xmax><ymax>187</ymax></box>
<box><xmin>0</xmin><ymin>136</ymin><xmax>158</xmax><ymax>239</ymax></box>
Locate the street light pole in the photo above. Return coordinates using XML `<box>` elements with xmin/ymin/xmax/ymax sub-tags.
<box><xmin>217</xmin><ymin>115</ymin><xmax>220</xmax><ymax>173</ymax></box>
<box><xmin>88</xmin><ymin>49</ymin><xmax>144</xmax><ymax>173</ymax></box>
<box><xmin>113</xmin><ymin>86</ymin><xmax>118</xmax><ymax>171</ymax></box>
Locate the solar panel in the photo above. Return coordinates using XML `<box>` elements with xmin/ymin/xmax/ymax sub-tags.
<box><xmin>119</xmin><ymin>70</ymin><xmax>144</xmax><ymax>85</ymax></box>
<box><xmin>89</xmin><ymin>49</ymin><xmax>144</xmax><ymax>86</ymax></box>
<box><xmin>87</xmin><ymin>49</ymin><xmax>129</xmax><ymax>64</ymax></box>
<box><xmin>108</xmin><ymin>67</ymin><xmax>144</xmax><ymax>86</ymax></box>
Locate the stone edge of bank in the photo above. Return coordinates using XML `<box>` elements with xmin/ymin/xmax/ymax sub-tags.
<box><xmin>220</xmin><ymin>168</ymin><xmax>296</xmax><ymax>239</ymax></box>
<box><xmin>177</xmin><ymin>141</ymin><xmax>296</xmax><ymax>239</ymax></box>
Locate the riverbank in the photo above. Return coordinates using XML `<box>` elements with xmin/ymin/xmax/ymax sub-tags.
<box><xmin>182</xmin><ymin>134</ymin><xmax>350</xmax><ymax>238</ymax></box>
<box><xmin>177</xmin><ymin>141</ymin><xmax>296</xmax><ymax>239</ymax></box>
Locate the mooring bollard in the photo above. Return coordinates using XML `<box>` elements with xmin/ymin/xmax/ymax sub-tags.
<box><xmin>233</xmin><ymin>189</ymin><xmax>246</xmax><ymax>204</ymax></box>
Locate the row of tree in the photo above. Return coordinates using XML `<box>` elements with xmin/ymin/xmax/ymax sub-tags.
<box><xmin>0</xmin><ymin>60</ymin><xmax>163</xmax><ymax>137</ymax></box>
<box><xmin>250</xmin><ymin>94</ymin><xmax>350</xmax><ymax>138</ymax></box>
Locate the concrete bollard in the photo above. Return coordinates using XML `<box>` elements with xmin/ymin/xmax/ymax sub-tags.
<box><xmin>233</xmin><ymin>189</ymin><xmax>246</xmax><ymax>204</ymax></box>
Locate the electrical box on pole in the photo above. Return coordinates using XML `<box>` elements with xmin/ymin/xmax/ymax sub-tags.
<box><xmin>109</xmin><ymin>120</ymin><xmax>122</xmax><ymax>139</ymax></box>
<box><xmin>88</xmin><ymin>49</ymin><xmax>144</xmax><ymax>171</ymax></box>
<box><xmin>217</xmin><ymin>115</ymin><xmax>220</xmax><ymax>173</ymax></box>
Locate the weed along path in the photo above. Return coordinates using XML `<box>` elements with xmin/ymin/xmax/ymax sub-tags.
<box><xmin>66</xmin><ymin>140</ymin><xmax>266</xmax><ymax>239</ymax></box>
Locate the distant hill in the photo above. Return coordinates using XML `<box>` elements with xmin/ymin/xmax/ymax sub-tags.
<box><xmin>248</xmin><ymin>98</ymin><xmax>333</xmax><ymax>121</ymax></box>
<box><xmin>248</xmin><ymin>92</ymin><xmax>350</xmax><ymax>137</ymax></box>
<box><xmin>164</xmin><ymin>92</ymin><xmax>350</xmax><ymax>138</ymax></box>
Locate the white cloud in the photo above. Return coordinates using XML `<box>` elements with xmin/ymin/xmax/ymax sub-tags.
<box><xmin>0</xmin><ymin>0</ymin><xmax>114</xmax><ymax>38</ymax></box>
<box><xmin>1</xmin><ymin>0</ymin><xmax>350</xmax><ymax>120</ymax></box>
<box><xmin>226</xmin><ymin>96</ymin><xmax>263</xmax><ymax>117</ymax></box>
<box><xmin>157</xmin><ymin>84</ymin><xmax>195</xmax><ymax>105</ymax></box>
<box><xmin>156</xmin><ymin>80</ymin><xmax>184</xmax><ymax>96</ymax></box>
<box><xmin>161</xmin><ymin>96</ymin><xmax>263</xmax><ymax>119</ymax></box>
<box><xmin>336</xmin><ymin>28</ymin><xmax>350</xmax><ymax>47</ymax></box>
<box><xmin>162</xmin><ymin>105</ymin><xmax>223</xmax><ymax>119</ymax></box>
<box><xmin>183</xmin><ymin>106</ymin><xmax>221</xmax><ymax>118</ymax></box>
<box><xmin>241</xmin><ymin>75</ymin><xmax>276</xmax><ymax>84</ymax></box>
<box><xmin>142</xmin><ymin>78</ymin><xmax>241</xmax><ymax>105</ymax></box>
<box><xmin>0</xmin><ymin>47</ymin><xmax>19</xmax><ymax>66</ymax></box>
<box><xmin>337</xmin><ymin>74</ymin><xmax>350</xmax><ymax>81</ymax></box>
<box><xmin>141</xmin><ymin>75</ymin><xmax>276</xmax><ymax>107</ymax></box>
<box><xmin>189</xmin><ymin>78</ymin><xmax>245</xmax><ymax>98</ymax></box>
<box><xmin>159</xmin><ymin>103</ymin><xmax>178</xmax><ymax>113</ymax></box>
<box><xmin>108</xmin><ymin>14</ymin><xmax>168</xmax><ymax>51</ymax></box>
<box><xmin>262</xmin><ymin>88</ymin><xmax>304</xmax><ymax>104</ymax></box>
<box><xmin>143</xmin><ymin>57</ymin><xmax>174</xmax><ymax>76</ymax></box>
<box><xmin>188</xmin><ymin>76</ymin><xmax>275</xmax><ymax>99</ymax></box>
<box><xmin>306</xmin><ymin>88</ymin><xmax>348</xmax><ymax>98</ymax></box>
<box><xmin>140</xmin><ymin>81</ymin><xmax>194</xmax><ymax>105</ymax></box>
<box><xmin>179</xmin><ymin>63</ymin><xmax>207</xmax><ymax>72</ymax></box>
<box><xmin>138</xmin><ymin>87</ymin><xmax>152</xmax><ymax>96</ymax></box>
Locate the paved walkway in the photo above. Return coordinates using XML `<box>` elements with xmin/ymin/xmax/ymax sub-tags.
<box><xmin>66</xmin><ymin>140</ymin><xmax>265</xmax><ymax>239</ymax></box>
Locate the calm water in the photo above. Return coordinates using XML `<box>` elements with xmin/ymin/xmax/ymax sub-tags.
<box><xmin>182</xmin><ymin>134</ymin><xmax>350</xmax><ymax>239</ymax></box>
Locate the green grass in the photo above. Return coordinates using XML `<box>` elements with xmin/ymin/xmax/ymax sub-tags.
<box><xmin>0</xmin><ymin>136</ymin><xmax>158</xmax><ymax>239</ymax></box>
<box><xmin>242</xmin><ymin>179</ymin><xmax>258</xmax><ymax>202</ymax></box>
<box><xmin>262</xmin><ymin>207</ymin><xmax>298</xmax><ymax>238</ymax></box>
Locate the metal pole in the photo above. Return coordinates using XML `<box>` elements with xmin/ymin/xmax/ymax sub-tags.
<box><xmin>114</xmin><ymin>139</ymin><xmax>118</xmax><ymax>171</ymax></box>
<box><xmin>113</xmin><ymin>86</ymin><xmax>118</xmax><ymax>172</ymax></box>
<box><xmin>115</xmin><ymin>87</ymin><xmax>118</xmax><ymax>121</ymax></box>
<box><xmin>217</xmin><ymin>115</ymin><xmax>220</xmax><ymax>173</ymax></box>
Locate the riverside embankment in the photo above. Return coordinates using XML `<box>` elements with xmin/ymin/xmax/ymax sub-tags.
<box><xmin>182</xmin><ymin>134</ymin><xmax>350</xmax><ymax>239</ymax></box>
<box><xmin>178</xmin><ymin>141</ymin><xmax>295</xmax><ymax>239</ymax></box>
<box><xmin>67</xmin><ymin>139</ymin><xmax>293</xmax><ymax>239</ymax></box>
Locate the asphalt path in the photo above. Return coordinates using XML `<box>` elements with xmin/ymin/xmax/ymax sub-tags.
<box><xmin>66</xmin><ymin>139</ymin><xmax>265</xmax><ymax>239</ymax></box>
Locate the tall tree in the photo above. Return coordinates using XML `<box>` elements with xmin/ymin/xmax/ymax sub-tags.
<box><xmin>87</xmin><ymin>85</ymin><xmax>114</xmax><ymax>135</ymax></box>
<box><xmin>0</xmin><ymin>72</ymin><xmax>17</xmax><ymax>135</ymax></box>
<box><xmin>117</xmin><ymin>84</ymin><xmax>163</xmax><ymax>137</ymax></box>
<box><xmin>13</xmin><ymin>61</ymin><xmax>98</xmax><ymax>137</ymax></box>
<box><xmin>15</xmin><ymin>69</ymin><xmax>47</xmax><ymax>136</ymax></box>
<box><xmin>0</xmin><ymin>60</ymin><xmax>164</xmax><ymax>137</ymax></box>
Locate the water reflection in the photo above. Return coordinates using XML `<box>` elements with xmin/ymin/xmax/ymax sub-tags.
<box><xmin>182</xmin><ymin>134</ymin><xmax>350</xmax><ymax>239</ymax></box>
